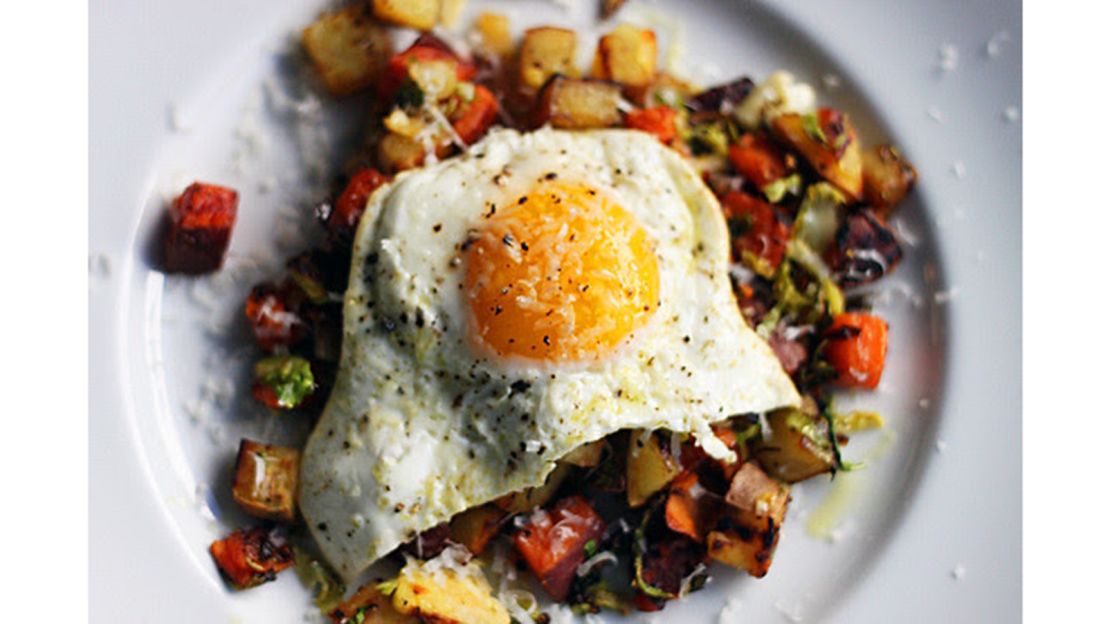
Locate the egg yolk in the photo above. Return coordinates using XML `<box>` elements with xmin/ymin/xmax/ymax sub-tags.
<box><xmin>465</xmin><ymin>182</ymin><xmax>660</xmax><ymax>362</ymax></box>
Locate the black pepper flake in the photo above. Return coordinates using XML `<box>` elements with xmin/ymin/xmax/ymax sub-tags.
<box><xmin>510</xmin><ymin>380</ymin><xmax>532</xmax><ymax>395</ymax></box>
<box><xmin>317</xmin><ymin>522</ymin><xmax>328</xmax><ymax>531</ymax></box>
<box><xmin>380</xmin><ymin>318</ymin><xmax>397</xmax><ymax>333</ymax></box>
<box><xmin>415</xmin><ymin>309</ymin><xmax>425</xmax><ymax>328</ymax></box>
<box><xmin>517</xmin><ymin>196</ymin><xmax>528</xmax><ymax>205</ymax></box>
<box><xmin>683</xmin><ymin>335</ymin><xmax>691</xmax><ymax>343</ymax></box>
<box><xmin>544</xmin><ymin>172</ymin><xmax>558</xmax><ymax>180</ymax></box>
<box><xmin>432</xmin><ymin>223</ymin><xmax>443</xmax><ymax>233</ymax></box>
<box><xmin>521</xmin><ymin>241</ymin><xmax>529</xmax><ymax>251</ymax></box>
<box><xmin>543</xmin><ymin>335</ymin><xmax>551</xmax><ymax>346</ymax></box>
<box><xmin>502</xmin><ymin>233</ymin><xmax>515</xmax><ymax>247</ymax></box>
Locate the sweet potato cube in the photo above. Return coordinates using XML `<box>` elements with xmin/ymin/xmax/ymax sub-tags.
<box><xmin>209</xmin><ymin>526</ymin><xmax>294</xmax><ymax>590</ymax></box>
<box><xmin>535</xmin><ymin>76</ymin><xmax>622</xmax><ymax>130</ymax></box>
<box><xmin>475</xmin><ymin>12</ymin><xmax>513</xmax><ymax>57</ymax></box>
<box><xmin>303</xmin><ymin>5</ymin><xmax>392</xmax><ymax>97</ymax></box>
<box><xmin>513</xmin><ymin>496</ymin><xmax>605</xmax><ymax>601</ymax></box>
<box><xmin>163</xmin><ymin>182</ymin><xmax>238</xmax><ymax>274</ymax></box>
<box><xmin>519</xmin><ymin>27</ymin><xmax>578</xmax><ymax>90</ymax></box>
<box><xmin>373</xmin><ymin>0</ymin><xmax>439</xmax><ymax>31</ymax></box>
<box><xmin>328</xmin><ymin>582</ymin><xmax>412</xmax><ymax>624</ymax></box>
<box><xmin>232</xmin><ymin>440</ymin><xmax>301</xmax><ymax>523</ymax></box>
<box><xmin>596</xmin><ymin>24</ymin><xmax>657</xmax><ymax>88</ymax></box>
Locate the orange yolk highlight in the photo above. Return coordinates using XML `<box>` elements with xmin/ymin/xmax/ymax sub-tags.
<box><xmin>465</xmin><ymin>182</ymin><xmax>660</xmax><ymax>362</ymax></box>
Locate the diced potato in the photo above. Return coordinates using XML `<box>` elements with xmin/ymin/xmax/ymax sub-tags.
<box><xmin>377</xmin><ymin>132</ymin><xmax>427</xmax><ymax>173</ymax></box>
<box><xmin>560</xmin><ymin>439</ymin><xmax>605</xmax><ymax>467</ymax></box>
<box><xmin>601</xmin><ymin>0</ymin><xmax>628</xmax><ymax>19</ymax></box>
<box><xmin>595</xmin><ymin>24</ymin><xmax>657</xmax><ymax>88</ymax></box>
<box><xmin>393</xmin><ymin>554</ymin><xmax>510</xmax><ymax>624</ymax></box>
<box><xmin>752</xmin><ymin>407</ymin><xmax>837</xmax><ymax>483</ymax></box>
<box><xmin>328</xmin><ymin>582</ymin><xmax>412</xmax><ymax>624</ymax></box>
<box><xmin>708</xmin><ymin>462</ymin><xmax>790</xmax><ymax>578</ymax></box>
<box><xmin>373</xmin><ymin>0</ymin><xmax>439</xmax><ymax>31</ymax></box>
<box><xmin>535</xmin><ymin>76</ymin><xmax>623</xmax><ymax>130</ymax></box>
<box><xmin>448</xmin><ymin>504</ymin><xmax>506</xmax><ymax>556</ymax></box>
<box><xmin>475</xmin><ymin>12</ymin><xmax>513</xmax><ymax>57</ymax></box>
<box><xmin>626</xmin><ymin>430</ymin><xmax>682</xmax><ymax>507</ymax></box>
<box><xmin>771</xmin><ymin>110</ymin><xmax>864</xmax><ymax>200</ymax></box>
<box><xmin>862</xmin><ymin>144</ymin><xmax>918</xmax><ymax>215</ymax></box>
<box><xmin>232</xmin><ymin>439</ymin><xmax>301</xmax><ymax>522</ymax></box>
<box><xmin>303</xmin><ymin>5</ymin><xmax>393</xmax><ymax>97</ymax></box>
<box><xmin>407</xmin><ymin>58</ymin><xmax>459</xmax><ymax>101</ymax></box>
<box><xmin>495</xmin><ymin>461</ymin><xmax>570</xmax><ymax>514</ymax></box>
<box><xmin>440</xmin><ymin>0</ymin><xmax>467</xmax><ymax>28</ymax></box>
<box><xmin>519</xmin><ymin>27</ymin><xmax>578</xmax><ymax>90</ymax></box>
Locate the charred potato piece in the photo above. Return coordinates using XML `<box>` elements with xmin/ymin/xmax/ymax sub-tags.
<box><xmin>752</xmin><ymin>407</ymin><xmax>838</xmax><ymax>483</ymax></box>
<box><xmin>595</xmin><ymin>24</ymin><xmax>657</xmax><ymax>88</ymax></box>
<box><xmin>329</xmin><ymin>582</ymin><xmax>413</xmax><ymax>624</ymax></box>
<box><xmin>708</xmin><ymin>462</ymin><xmax>790</xmax><ymax>577</ymax></box>
<box><xmin>771</xmin><ymin>110</ymin><xmax>864</xmax><ymax>201</ymax></box>
<box><xmin>393</xmin><ymin>557</ymin><xmax>510</xmax><ymax>624</ymax></box>
<box><xmin>232</xmin><ymin>440</ymin><xmax>301</xmax><ymax>522</ymax></box>
<box><xmin>601</xmin><ymin>0</ymin><xmax>628</xmax><ymax>19</ymax></box>
<box><xmin>535</xmin><ymin>76</ymin><xmax>622</xmax><ymax>129</ymax></box>
<box><xmin>862</xmin><ymin>144</ymin><xmax>918</xmax><ymax>215</ymax></box>
<box><xmin>303</xmin><ymin>5</ymin><xmax>392</xmax><ymax>97</ymax></box>
<box><xmin>475</xmin><ymin>12</ymin><xmax>513</xmax><ymax>57</ymax></box>
<box><xmin>372</xmin><ymin>0</ymin><xmax>439</xmax><ymax>31</ymax></box>
<box><xmin>519</xmin><ymin>27</ymin><xmax>579</xmax><ymax>90</ymax></box>
<box><xmin>495</xmin><ymin>461</ymin><xmax>571</xmax><ymax>514</ymax></box>
<box><xmin>626</xmin><ymin>430</ymin><xmax>683</xmax><ymax>507</ymax></box>
<box><xmin>448</xmin><ymin>504</ymin><xmax>507</xmax><ymax>556</ymax></box>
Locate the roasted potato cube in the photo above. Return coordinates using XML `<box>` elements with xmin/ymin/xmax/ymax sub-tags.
<box><xmin>862</xmin><ymin>144</ymin><xmax>918</xmax><ymax>215</ymax></box>
<box><xmin>708</xmin><ymin>462</ymin><xmax>790</xmax><ymax>578</ymax></box>
<box><xmin>601</xmin><ymin>0</ymin><xmax>628</xmax><ymax>19</ymax></box>
<box><xmin>495</xmin><ymin>461</ymin><xmax>570</xmax><ymax>514</ymax></box>
<box><xmin>519</xmin><ymin>27</ymin><xmax>579</xmax><ymax>90</ymax></box>
<box><xmin>535</xmin><ymin>76</ymin><xmax>622</xmax><ymax>129</ymax></box>
<box><xmin>303</xmin><ymin>5</ymin><xmax>392</xmax><ymax>97</ymax></box>
<box><xmin>440</xmin><ymin>0</ymin><xmax>467</xmax><ymax>27</ymax></box>
<box><xmin>475</xmin><ymin>12</ymin><xmax>513</xmax><ymax>57</ymax></box>
<box><xmin>626</xmin><ymin>430</ymin><xmax>683</xmax><ymax>507</ymax></box>
<box><xmin>232</xmin><ymin>440</ymin><xmax>301</xmax><ymax>522</ymax></box>
<box><xmin>771</xmin><ymin>109</ymin><xmax>863</xmax><ymax>200</ymax></box>
<box><xmin>329</xmin><ymin>582</ymin><xmax>412</xmax><ymax>624</ymax></box>
<box><xmin>560</xmin><ymin>439</ymin><xmax>606</xmax><ymax>467</ymax></box>
<box><xmin>393</xmin><ymin>554</ymin><xmax>510</xmax><ymax>624</ymax></box>
<box><xmin>448</xmin><ymin>504</ymin><xmax>507</xmax><ymax>556</ymax></box>
<box><xmin>753</xmin><ymin>407</ymin><xmax>838</xmax><ymax>483</ymax></box>
<box><xmin>377</xmin><ymin>132</ymin><xmax>427</xmax><ymax>173</ymax></box>
<box><xmin>373</xmin><ymin>0</ymin><xmax>439</xmax><ymax>31</ymax></box>
<box><xmin>164</xmin><ymin>182</ymin><xmax>238</xmax><ymax>274</ymax></box>
<box><xmin>595</xmin><ymin>24</ymin><xmax>657</xmax><ymax>88</ymax></box>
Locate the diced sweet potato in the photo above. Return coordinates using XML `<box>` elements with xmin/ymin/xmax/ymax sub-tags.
<box><xmin>771</xmin><ymin>109</ymin><xmax>863</xmax><ymax>200</ymax></box>
<box><xmin>163</xmin><ymin>182</ymin><xmax>238</xmax><ymax>274</ymax></box>
<box><xmin>519</xmin><ymin>27</ymin><xmax>578</xmax><ymax>90</ymax></box>
<box><xmin>624</xmin><ymin>106</ymin><xmax>677</xmax><ymax>143</ymax></box>
<box><xmin>534</xmin><ymin>76</ymin><xmax>622</xmax><ymax>129</ymax></box>
<box><xmin>244</xmin><ymin>283</ymin><xmax>307</xmax><ymax>352</ymax></box>
<box><xmin>330</xmin><ymin>168</ymin><xmax>390</xmax><ymax>240</ymax></box>
<box><xmin>664</xmin><ymin>471</ymin><xmax>720</xmax><ymax>542</ymax></box>
<box><xmin>862</xmin><ymin>144</ymin><xmax>917</xmax><ymax>215</ymax></box>
<box><xmin>824</xmin><ymin>312</ymin><xmax>889</xmax><ymax>389</ymax></box>
<box><xmin>372</xmin><ymin>0</ymin><xmax>439</xmax><ymax>31</ymax></box>
<box><xmin>728</xmin><ymin>133</ymin><xmax>791</xmax><ymax>188</ymax></box>
<box><xmin>626</xmin><ymin>430</ymin><xmax>682</xmax><ymax>507</ymax></box>
<box><xmin>329</xmin><ymin>582</ymin><xmax>413</xmax><ymax>624</ymax></box>
<box><xmin>209</xmin><ymin>526</ymin><xmax>294</xmax><ymax>590</ymax></box>
<box><xmin>708</xmin><ymin>462</ymin><xmax>790</xmax><ymax>578</ymax></box>
<box><xmin>232</xmin><ymin>440</ymin><xmax>301</xmax><ymax>523</ymax></box>
<box><xmin>448</xmin><ymin>504</ymin><xmax>507</xmax><ymax>556</ymax></box>
<box><xmin>303</xmin><ymin>5</ymin><xmax>392</xmax><ymax>97</ymax></box>
<box><xmin>513</xmin><ymin>496</ymin><xmax>605</xmax><ymax>601</ymax></box>
<box><xmin>393</xmin><ymin>552</ymin><xmax>510</xmax><ymax>624</ymax></box>
<box><xmin>595</xmin><ymin>25</ymin><xmax>657</xmax><ymax>88</ymax></box>
<box><xmin>475</xmin><ymin>12</ymin><xmax>513</xmax><ymax>57</ymax></box>
<box><xmin>450</xmin><ymin>84</ymin><xmax>499</xmax><ymax>144</ymax></box>
<box><xmin>721</xmin><ymin>191</ymin><xmax>790</xmax><ymax>278</ymax></box>
<box><xmin>753</xmin><ymin>408</ymin><xmax>837</xmax><ymax>483</ymax></box>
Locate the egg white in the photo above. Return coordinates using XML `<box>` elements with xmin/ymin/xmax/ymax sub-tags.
<box><xmin>299</xmin><ymin>128</ymin><xmax>799</xmax><ymax>579</ymax></box>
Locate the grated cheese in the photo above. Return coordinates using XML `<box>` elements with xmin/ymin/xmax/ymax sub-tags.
<box><xmin>576</xmin><ymin>550</ymin><xmax>618</xmax><ymax>576</ymax></box>
<box><xmin>951</xmin><ymin>563</ymin><xmax>966</xmax><ymax>580</ymax></box>
<box><xmin>986</xmin><ymin>31</ymin><xmax>1011</xmax><ymax>58</ymax></box>
<box><xmin>926</xmin><ymin>106</ymin><xmax>944</xmax><ymax>123</ymax></box>
<box><xmin>937</xmin><ymin>44</ymin><xmax>959</xmax><ymax>72</ymax></box>
<box><xmin>1003</xmin><ymin>105</ymin><xmax>1020</xmax><ymax>123</ymax></box>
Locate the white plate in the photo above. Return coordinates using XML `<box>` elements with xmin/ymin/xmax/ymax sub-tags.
<box><xmin>90</xmin><ymin>0</ymin><xmax>1021</xmax><ymax>621</ymax></box>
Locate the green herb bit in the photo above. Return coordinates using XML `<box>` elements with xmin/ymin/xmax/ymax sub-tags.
<box><xmin>762</xmin><ymin>173</ymin><xmax>802</xmax><ymax>203</ymax></box>
<box><xmin>583</xmin><ymin>539</ymin><xmax>598</xmax><ymax>558</ymax></box>
<box><xmin>802</xmin><ymin>112</ymin><xmax>827</xmax><ymax>144</ymax></box>
<box><xmin>254</xmin><ymin>355</ymin><xmax>316</xmax><ymax>409</ymax></box>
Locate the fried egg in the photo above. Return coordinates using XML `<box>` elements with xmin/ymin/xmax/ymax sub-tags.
<box><xmin>299</xmin><ymin>127</ymin><xmax>800</xmax><ymax>579</ymax></box>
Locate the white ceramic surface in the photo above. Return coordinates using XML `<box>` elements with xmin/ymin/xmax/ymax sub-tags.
<box><xmin>90</xmin><ymin>0</ymin><xmax>1021</xmax><ymax>622</ymax></box>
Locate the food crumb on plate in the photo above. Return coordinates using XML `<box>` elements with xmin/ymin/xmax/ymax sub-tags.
<box><xmin>950</xmin><ymin>160</ymin><xmax>967</xmax><ymax>179</ymax></box>
<box><xmin>927</xmin><ymin>105</ymin><xmax>944</xmax><ymax>123</ymax></box>
<box><xmin>1003</xmin><ymin>105</ymin><xmax>1020</xmax><ymax>123</ymax></box>
<box><xmin>718</xmin><ymin>597</ymin><xmax>743</xmax><ymax>623</ymax></box>
<box><xmin>935</xmin><ymin>439</ymin><xmax>948</xmax><ymax>453</ymax></box>
<box><xmin>774</xmin><ymin>598</ymin><xmax>805</xmax><ymax>622</ymax></box>
<box><xmin>951</xmin><ymin>563</ymin><xmax>967</xmax><ymax>580</ymax></box>
<box><xmin>933</xmin><ymin>287</ymin><xmax>959</xmax><ymax>304</ymax></box>
<box><xmin>986</xmin><ymin>30</ymin><xmax>1011</xmax><ymax>58</ymax></box>
<box><xmin>936</xmin><ymin>43</ymin><xmax>958</xmax><ymax>72</ymax></box>
<box><xmin>821</xmin><ymin>73</ymin><xmax>841</xmax><ymax>90</ymax></box>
